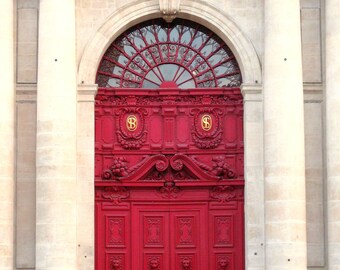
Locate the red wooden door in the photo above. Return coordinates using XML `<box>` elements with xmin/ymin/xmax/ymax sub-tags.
<box><xmin>95</xmin><ymin>18</ymin><xmax>245</xmax><ymax>270</ymax></box>
<box><xmin>95</xmin><ymin>186</ymin><xmax>244</xmax><ymax>270</ymax></box>
<box><xmin>95</xmin><ymin>87</ymin><xmax>244</xmax><ymax>270</ymax></box>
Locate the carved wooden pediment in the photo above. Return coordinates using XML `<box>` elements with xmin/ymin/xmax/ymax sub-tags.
<box><xmin>102</xmin><ymin>154</ymin><xmax>236</xmax><ymax>182</ymax></box>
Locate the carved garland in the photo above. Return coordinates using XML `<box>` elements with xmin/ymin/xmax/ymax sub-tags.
<box><xmin>96</xmin><ymin>93</ymin><xmax>242</xmax><ymax>107</ymax></box>
<box><xmin>102</xmin><ymin>154</ymin><xmax>236</xmax><ymax>181</ymax></box>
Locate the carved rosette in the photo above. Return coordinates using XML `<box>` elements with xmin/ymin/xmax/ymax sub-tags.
<box><xmin>191</xmin><ymin>108</ymin><xmax>223</xmax><ymax>149</ymax></box>
<box><xmin>116</xmin><ymin>108</ymin><xmax>147</xmax><ymax>149</ymax></box>
<box><xmin>101</xmin><ymin>187</ymin><xmax>129</xmax><ymax>204</ymax></box>
<box><xmin>210</xmin><ymin>186</ymin><xmax>243</xmax><ymax>203</ymax></box>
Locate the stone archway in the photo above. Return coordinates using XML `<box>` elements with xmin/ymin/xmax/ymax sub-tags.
<box><xmin>77</xmin><ymin>1</ymin><xmax>261</xmax><ymax>85</ymax></box>
<box><xmin>76</xmin><ymin>2</ymin><xmax>263</xmax><ymax>269</ymax></box>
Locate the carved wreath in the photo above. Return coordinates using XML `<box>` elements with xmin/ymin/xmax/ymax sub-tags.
<box><xmin>190</xmin><ymin>108</ymin><xmax>223</xmax><ymax>149</ymax></box>
<box><xmin>115</xmin><ymin>108</ymin><xmax>148</xmax><ymax>149</ymax></box>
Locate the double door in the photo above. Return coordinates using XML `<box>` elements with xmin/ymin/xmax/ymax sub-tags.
<box><xmin>132</xmin><ymin>204</ymin><xmax>208</xmax><ymax>270</ymax></box>
<box><xmin>95</xmin><ymin>186</ymin><xmax>244</xmax><ymax>270</ymax></box>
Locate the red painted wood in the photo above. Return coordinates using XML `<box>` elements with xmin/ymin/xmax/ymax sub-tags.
<box><xmin>95</xmin><ymin>87</ymin><xmax>245</xmax><ymax>269</ymax></box>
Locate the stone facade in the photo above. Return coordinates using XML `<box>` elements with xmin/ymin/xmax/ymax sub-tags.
<box><xmin>1</xmin><ymin>0</ymin><xmax>337</xmax><ymax>269</ymax></box>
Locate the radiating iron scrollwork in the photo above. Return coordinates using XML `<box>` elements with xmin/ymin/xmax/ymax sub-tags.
<box><xmin>96</xmin><ymin>19</ymin><xmax>242</xmax><ymax>89</ymax></box>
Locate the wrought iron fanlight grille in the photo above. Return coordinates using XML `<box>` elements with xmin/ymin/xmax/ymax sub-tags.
<box><xmin>96</xmin><ymin>19</ymin><xmax>242</xmax><ymax>89</ymax></box>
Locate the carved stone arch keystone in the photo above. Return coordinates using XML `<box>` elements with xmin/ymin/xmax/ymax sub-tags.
<box><xmin>159</xmin><ymin>0</ymin><xmax>181</xmax><ymax>22</ymax></box>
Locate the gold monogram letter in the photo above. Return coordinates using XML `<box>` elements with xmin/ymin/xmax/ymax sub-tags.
<box><xmin>201</xmin><ymin>114</ymin><xmax>212</xmax><ymax>131</ymax></box>
<box><xmin>126</xmin><ymin>115</ymin><xmax>138</xmax><ymax>131</ymax></box>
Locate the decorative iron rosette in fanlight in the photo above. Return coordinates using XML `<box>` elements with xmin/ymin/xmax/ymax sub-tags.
<box><xmin>190</xmin><ymin>107</ymin><xmax>223</xmax><ymax>149</ymax></box>
<box><xmin>115</xmin><ymin>108</ymin><xmax>148</xmax><ymax>149</ymax></box>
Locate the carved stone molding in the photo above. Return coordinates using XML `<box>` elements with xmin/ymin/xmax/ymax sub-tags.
<box><xmin>159</xmin><ymin>0</ymin><xmax>180</xmax><ymax>22</ymax></box>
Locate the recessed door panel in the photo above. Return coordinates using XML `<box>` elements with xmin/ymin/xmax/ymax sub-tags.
<box><xmin>132</xmin><ymin>207</ymin><xmax>170</xmax><ymax>270</ymax></box>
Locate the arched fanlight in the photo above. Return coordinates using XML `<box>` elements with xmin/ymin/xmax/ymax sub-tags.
<box><xmin>96</xmin><ymin>19</ymin><xmax>242</xmax><ymax>89</ymax></box>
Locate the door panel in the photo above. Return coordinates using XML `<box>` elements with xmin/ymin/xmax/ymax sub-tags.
<box><xmin>96</xmin><ymin>188</ymin><xmax>244</xmax><ymax>269</ymax></box>
<box><xmin>132</xmin><ymin>204</ymin><xmax>208</xmax><ymax>270</ymax></box>
<box><xmin>95</xmin><ymin>88</ymin><xmax>245</xmax><ymax>270</ymax></box>
<box><xmin>170</xmin><ymin>208</ymin><xmax>208</xmax><ymax>270</ymax></box>
<box><xmin>141</xmin><ymin>211</ymin><xmax>169</xmax><ymax>270</ymax></box>
<box><xmin>209</xmin><ymin>205</ymin><xmax>244</xmax><ymax>270</ymax></box>
<box><xmin>95</xmin><ymin>204</ymin><xmax>131</xmax><ymax>270</ymax></box>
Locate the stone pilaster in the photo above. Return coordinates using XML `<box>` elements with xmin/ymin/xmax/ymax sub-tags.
<box><xmin>0</xmin><ymin>1</ymin><xmax>14</xmax><ymax>269</ymax></box>
<box><xmin>325</xmin><ymin>1</ymin><xmax>340</xmax><ymax>268</ymax></box>
<box><xmin>263</xmin><ymin>1</ymin><xmax>307</xmax><ymax>268</ymax></box>
<box><xmin>241</xmin><ymin>84</ymin><xmax>265</xmax><ymax>269</ymax></box>
<box><xmin>36</xmin><ymin>1</ymin><xmax>77</xmax><ymax>269</ymax></box>
<box><xmin>76</xmin><ymin>84</ymin><xmax>97</xmax><ymax>270</ymax></box>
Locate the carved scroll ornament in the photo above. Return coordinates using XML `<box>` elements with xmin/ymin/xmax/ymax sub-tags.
<box><xmin>102</xmin><ymin>154</ymin><xmax>237</xmax><ymax>181</ymax></box>
<box><xmin>210</xmin><ymin>185</ymin><xmax>243</xmax><ymax>203</ymax></box>
<box><xmin>100</xmin><ymin>186</ymin><xmax>129</xmax><ymax>204</ymax></box>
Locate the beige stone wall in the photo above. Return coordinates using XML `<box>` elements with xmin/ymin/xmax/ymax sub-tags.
<box><xmin>14</xmin><ymin>0</ymin><xmax>327</xmax><ymax>269</ymax></box>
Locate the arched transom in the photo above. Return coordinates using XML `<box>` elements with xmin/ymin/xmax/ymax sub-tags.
<box><xmin>96</xmin><ymin>19</ymin><xmax>242</xmax><ymax>89</ymax></box>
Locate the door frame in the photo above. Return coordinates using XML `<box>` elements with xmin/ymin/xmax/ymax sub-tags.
<box><xmin>76</xmin><ymin>2</ymin><xmax>263</xmax><ymax>269</ymax></box>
